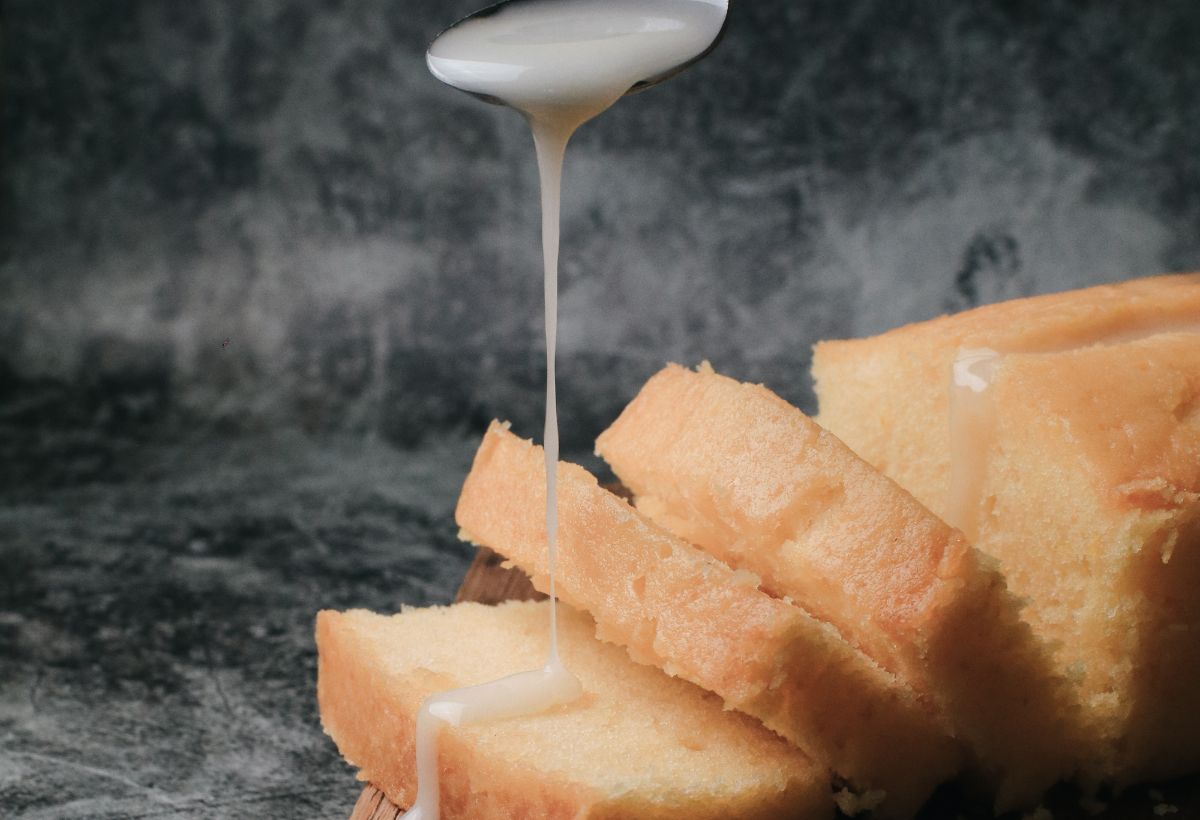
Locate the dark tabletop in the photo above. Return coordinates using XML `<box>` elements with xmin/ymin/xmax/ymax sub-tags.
<box><xmin>0</xmin><ymin>418</ymin><xmax>483</xmax><ymax>818</ymax></box>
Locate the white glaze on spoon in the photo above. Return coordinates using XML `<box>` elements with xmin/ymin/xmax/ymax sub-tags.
<box><xmin>408</xmin><ymin>3</ymin><xmax>727</xmax><ymax>817</ymax></box>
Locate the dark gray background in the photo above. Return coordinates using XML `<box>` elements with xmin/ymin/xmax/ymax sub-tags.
<box><xmin>3</xmin><ymin>1</ymin><xmax>1198</xmax><ymax>817</ymax></box>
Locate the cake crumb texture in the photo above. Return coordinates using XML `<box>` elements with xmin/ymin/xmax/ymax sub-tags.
<box><xmin>456</xmin><ymin>422</ymin><xmax>963</xmax><ymax>819</ymax></box>
<box><xmin>812</xmin><ymin>273</ymin><xmax>1200</xmax><ymax>783</ymax></box>
<box><xmin>596</xmin><ymin>363</ymin><xmax>1081</xmax><ymax>811</ymax></box>
<box><xmin>317</xmin><ymin>600</ymin><xmax>831</xmax><ymax>820</ymax></box>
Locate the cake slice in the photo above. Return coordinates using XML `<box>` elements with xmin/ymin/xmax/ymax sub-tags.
<box><xmin>812</xmin><ymin>274</ymin><xmax>1200</xmax><ymax>783</ymax></box>
<box><xmin>317</xmin><ymin>600</ymin><xmax>831</xmax><ymax>819</ymax></box>
<box><xmin>455</xmin><ymin>422</ymin><xmax>962</xmax><ymax>820</ymax></box>
<box><xmin>595</xmin><ymin>363</ymin><xmax>1081</xmax><ymax>811</ymax></box>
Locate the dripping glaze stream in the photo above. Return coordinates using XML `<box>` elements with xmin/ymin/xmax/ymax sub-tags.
<box><xmin>407</xmin><ymin>2</ymin><xmax>729</xmax><ymax>817</ymax></box>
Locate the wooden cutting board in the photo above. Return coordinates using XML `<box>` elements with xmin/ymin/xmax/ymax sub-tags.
<box><xmin>346</xmin><ymin>546</ymin><xmax>1199</xmax><ymax>820</ymax></box>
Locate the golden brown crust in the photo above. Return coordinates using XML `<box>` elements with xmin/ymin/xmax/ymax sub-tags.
<box><xmin>992</xmin><ymin>334</ymin><xmax>1200</xmax><ymax>507</ymax></box>
<box><xmin>812</xmin><ymin>273</ymin><xmax>1200</xmax><ymax>516</ymax></box>
<box><xmin>840</xmin><ymin>273</ymin><xmax>1200</xmax><ymax>353</ymax></box>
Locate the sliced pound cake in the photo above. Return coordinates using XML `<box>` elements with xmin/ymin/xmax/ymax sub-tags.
<box><xmin>456</xmin><ymin>422</ymin><xmax>963</xmax><ymax>820</ymax></box>
<box><xmin>595</xmin><ymin>363</ymin><xmax>1082</xmax><ymax>811</ymax></box>
<box><xmin>317</xmin><ymin>601</ymin><xmax>830</xmax><ymax>819</ymax></box>
<box><xmin>812</xmin><ymin>274</ymin><xmax>1200</xmax><ymax>783</ymax></box>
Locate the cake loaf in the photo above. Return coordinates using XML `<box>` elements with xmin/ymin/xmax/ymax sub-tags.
<box><xmin>455</xmin><ymin>422</ymin><xmax>963</xmax><ymax>820</ymax></box>
<box><xmin>317</xmin><ymin>601</ymin><xmax>831</xmax><ymax>819</ymax></box>
<box><xmin>595</xmin><ymin>363</ymin><xmax>1081</xmax><ymax>811</ymax></box>
<box><xmin>812</xmin><ymin>274</ymin><xmax>1200</xmax><ymax>783</ymax></box>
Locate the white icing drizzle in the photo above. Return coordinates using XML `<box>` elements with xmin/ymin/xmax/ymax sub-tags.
<box><xmin>946</xmin><ymin>320</ymin><xmax>1200</xmax><ymax>540</ymax></box>
<box><xmin>409</xmin><ymin>3</ymin><xmax>726</xmax><ymax>817</ymax></box>
<box><xmin>402</xmin><ymin>662</ymin><xmax>581</xmax><ymax>820</ymax></box>
<box><xmin>947</xmin><ymin>347</ymin><xmax>1001</xmax><ymax>540</ymax></box>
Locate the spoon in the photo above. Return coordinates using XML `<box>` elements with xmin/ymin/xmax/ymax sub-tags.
<box><xmin>425</xmin><ymin>0</ymin><xmax>731</xmax><ymax>110</ymax></box>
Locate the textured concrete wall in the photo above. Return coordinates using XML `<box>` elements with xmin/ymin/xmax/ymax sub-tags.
<box><xmin>5</xmin><ymin>0</ymin><xmax>1199</xmax><ymax>449</ymax></box>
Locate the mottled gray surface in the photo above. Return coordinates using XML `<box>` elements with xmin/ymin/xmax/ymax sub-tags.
<box><xmin>1</xmin><ymin>428</ymin><xmax>478</xmax><ymax>818</ymax></box>
<box><xmin>3</xmin><ymin>0</ymin><xmax>1200</xmax><ymax>817</ymax></box>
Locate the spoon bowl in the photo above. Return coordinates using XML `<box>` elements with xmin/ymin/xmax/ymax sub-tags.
<box><xmin>426</xmin><ymin>0</ymin><xmax>731</xmax><ymax>109</ymax></box>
